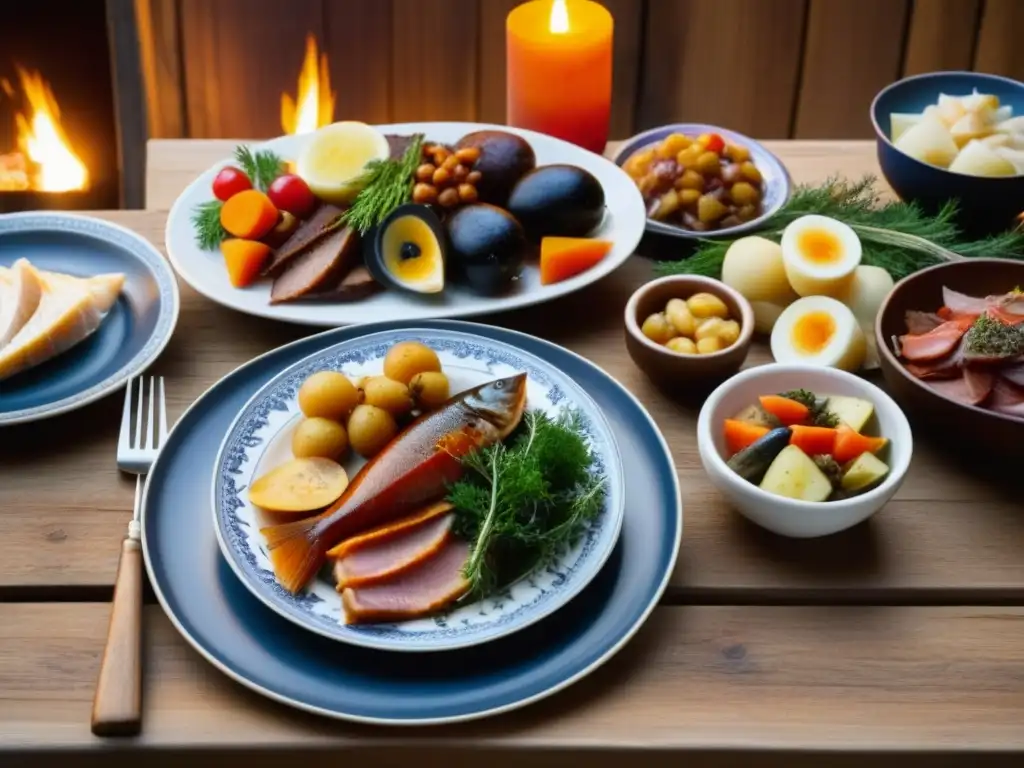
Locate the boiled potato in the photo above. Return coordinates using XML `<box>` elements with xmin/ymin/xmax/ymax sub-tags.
<box><xmin>717</xmin><ymin>319</ymin><xmax>741</xmax><ymax>346</ymax></box>
<box><xmin>759</xmin><ymin>445</ymin><xmax>832</xmax><ymax>502</ymax></box>
<box><xmin>640</xmin><ymin>313</ymin><xmax>676</xmax><ymax>344</ymax></box>
<box><xmin>948</xmin><ymin>139</ymin><xmax>1017</xmax><ymax>177</ymax></box>
<box><xmin>687</xmin><ymin>292</ymin><xmax>730</xmax><ymax>319</ymax></box>
<box><xmin>696</xmin><ymin>336</ymin><xmax>723</xmax><ymax>354</ymax></box>
<box><xmin>665</xmin><ymin>337</ymin><xmax>698</xmax><ymax>355</ymax></box>
<box><xmin>694</xmin><ymin>317</ymin><xmax>727</xmax><ymax>342</ymax></box>
<box><xmin>383</xmin><ymin>342</ymin><xmax>442</xmax><ymax>384</ymax></box>
<box><xmin>894</xmin><ymin>113</ymin><xmax>959</xmax><ymax>168</ymax></box>
<box><xmin>665</xmin><ymin>298</ymin><xmax>697</xmax><ymax>336</ymax></box>
<box><xmin>248</xmin><ymin>457</ymin><xmax>349</xmax><ymax>513</ymax></box>
<box><xmin>292</xmin><ymin>417</ymin><xmax>349</xmax><ymax>461</ymax></box>
<box><xmin>360</xmin><ymin>376</ymin><xmax>413</xmax><ymax>416</ymax></box>
<box><xmin>409</xmin><ymin>371</ymin><xmax>450</xmax><ymax>410</ymax></box>
<box><xmin>348</xmin><ymin>404</ymin><xmax>398</xmax><ymax>458</ymax></box>
<box><xmin>298</xmin><ymin>371</ymin><xmax>359</xmax><ymax>421</ymax></box>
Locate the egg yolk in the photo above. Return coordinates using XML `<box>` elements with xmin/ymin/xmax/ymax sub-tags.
<box><xmin>383</xmin><ymin>215</ymin><xmax>440</xmax><ymax>281</ymax></box>
<box><xmin>791</xmin><ymin>311</ymin><xmax>836</xmax><ymax>355</ymax></box>
<box><xmin>797</xmin><ymin>228</ymin><xmax>843</xmax><ymax>265</ymax></box>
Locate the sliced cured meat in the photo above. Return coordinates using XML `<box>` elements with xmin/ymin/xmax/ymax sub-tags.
<box><xmin>333</xmin><ymin>512</ymin><xmax>454</xmax><ymax>589</ymax></box>
<box><xmin>341</xmin><ymin>537</ymin><xmax>471</xmax><ymax>624</ymax></box>
<box><xmin>301</xmin><ymin>266</ymin><xmax>382</xmax><ymax>303</ymax></box>
<box><xmin>905</xmin><ymin>338</ymin><xmax>963</xmax><ymax>379</ymax></box>
<box><xmin>900</xmin><ymin>320</ymin><xmax>971</xmax><ymax>362</ymax></box>
<box><xmin>990</xmin><ymin>376</ymin><xmax>1024</xmax><ymax>418</ymax></box>
<box><xmin>904</xmin><ymin>310</ymin><xmax>945</xmax><ymax>335</ymax></box>
<box><xmin>262</xmin><ymin>204</ymin><xmax>344</xmax><ymax>277</ymax></box>
<box><xmin>963</xmin><ymin>365</ymin><xmax>996</xmax><ymax>404</ymax></box>
<box><xmin>986</xmin><ymin>305</ymin><xmax>1024</xmax><ymax>326</ymax></box>
<box><xmin>326</xmin><ymin>501</ymin><xmax>452</xmax><ymax>560</ymax></box>
<box><xmin>1001</xmin><ymin>361</ymin><xmax>1024</xmax><ymax>388</ymax></box>
<box><xmin>942</xmin><ymin>286</ymin><xmax>988</xmax><ymax>317</ymax></box>
<box><xmin>270</xmin><ymin>225</ymin><xmax>360</xmax><ymax>304</ymax></box>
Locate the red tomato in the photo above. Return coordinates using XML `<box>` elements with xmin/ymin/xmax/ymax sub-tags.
<box><xmin>268</xmin><ymin>174</ymin><xmax>317</xmax><ymax>218</ymax></box>
<box><xmin>704</xmin><ymin>133</ymin><xmax>725</xmax><ymax>154</ymax></box>
<box><xmin>212</xmin><ymin>166</ymin><xmax>252</xmax><ymax>201</ymax></box>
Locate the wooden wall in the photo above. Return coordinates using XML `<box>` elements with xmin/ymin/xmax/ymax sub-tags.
<box><xmin>135</xmin><ymin>0</ymin><xmax>1024</xmax><ymax>142</ymax></box>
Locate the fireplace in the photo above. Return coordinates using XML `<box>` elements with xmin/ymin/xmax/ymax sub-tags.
<box><xmin>0</xmin><ymin>0</ymin><xmax>122</xmax><ymax>212</ymax></box>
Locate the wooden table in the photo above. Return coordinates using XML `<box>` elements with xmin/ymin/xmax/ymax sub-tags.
<box><xmin>2</xmin><ymin>140</ymin><xmax>1023</xmax><ymax>767</ymax></box>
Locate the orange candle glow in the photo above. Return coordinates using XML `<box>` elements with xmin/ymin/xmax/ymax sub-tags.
<box><xmin>506</xmin><ymin>0</ymin><xmax>613</xmax><ymax>154</ymax></box>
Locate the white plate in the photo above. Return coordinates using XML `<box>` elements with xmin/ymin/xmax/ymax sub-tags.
<box><xmin>165</xmin><ymin>122</ymin><xmax>645</xmax><ymax>326</ymax></box>
<box><xmin>212</xmin><ymin>327</ymin><xmax>625</xmax><ymax>651</ymax></box>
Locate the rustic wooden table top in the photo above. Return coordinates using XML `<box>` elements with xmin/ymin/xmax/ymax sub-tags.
<box><xmin>1</xmin><ymin>139</ymin><xmax>1022</xmax><ymax>767</ymax></box>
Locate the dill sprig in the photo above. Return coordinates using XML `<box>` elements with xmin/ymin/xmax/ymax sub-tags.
<box><xmin>963</xmin><ymin>314</ymin><xmax>1024</xmax><ymax>358</ymax></box>
<box><xmin>338</xmin><ymin>134</ymin><xmax>425</xmax><ymax>234</ymax></box>
<box><xmin>447</xmin><ymin>409</ymin><xmax>606</xmax><ymax>600</ymax></box>
<box><xmin>234</xmin><ymin>145</ymin><xmax>284</xmax><ymax>191</ymax></box>
<box><xmin>656</xmin><ymin>175</ymin><xmax>1024</xmax><ymax>282</ymax></box>
<box><xmin>778</xmin><ymin>389</ymin><xmax>839</xmax><ymax>427</ymax></box>
<box><xmin>190</xmin><ymin>200</ymin><xmax>227</xmax><ymax>250</ymax></box>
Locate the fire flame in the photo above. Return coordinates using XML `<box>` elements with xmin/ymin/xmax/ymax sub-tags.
<box><xmin>7</xmin><ymin>66</ymin><xmax>89</xmax><ymax>192</ymax></box>
<box><xmin>281</xmin><ymin>34</ymin><xmax>336</xmax><ymax>135</ymax></box>
<box><xmin>549</xmin><ymin>0</ymin><xmax>570</xmax><ymax>33</ymax></box>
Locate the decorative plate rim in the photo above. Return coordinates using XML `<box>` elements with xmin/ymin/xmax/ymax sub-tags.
<box><xmin>0</xmin><ymin>211</ymin><xmax>180</xmax><ymax>425</ymax></box>
<box><xmin>141</xmin><ymin>318</ymin><xmax>682</xmax><ymax>726</ymax></box>
<box><xmin>210</xmin><ymin>326</ymin><xmax>627</xmax><ymax>651</ymax></box>
<box><xmin>163</xmin><ymin>121</ymin><xmax>646</xmax><ymax>327</ymax></box>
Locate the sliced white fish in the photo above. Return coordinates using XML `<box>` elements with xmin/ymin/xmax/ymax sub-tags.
<box><xmin>0</xmin><ymin>259</ymin><xmax>44</xmax><ymax>350</ymax></box>
<box><xmin>0</xmin><ymin>262</ymin><xmax>125</xmax><ymax>382</ymax></box>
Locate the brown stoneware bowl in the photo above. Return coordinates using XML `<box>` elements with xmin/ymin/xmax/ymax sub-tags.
<box><xmin>624</xmin><ymin>275</ymin><xmax>754</xmax><ymax>390</ymax></box>
<box><xmin>875</xmin><ymin>258</ymin><xmax>1024</xmax><ymax>454</ymax></box>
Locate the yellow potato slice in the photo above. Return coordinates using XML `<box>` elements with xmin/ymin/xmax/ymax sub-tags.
<box><xmin>249</xmin><ymin>457</ymin><xmax>349</xmax><ymax>513</ymax></box>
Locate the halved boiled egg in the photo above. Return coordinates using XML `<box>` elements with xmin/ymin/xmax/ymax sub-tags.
<box><xmin>780</xmin><ymin>214</ymin><xmax>862</xmax><ymax>298</ymax></box>
<box><xmin>770</xmin><ymin>295</ymin><xmax>867</xmax><ymax>372</ymax></box>
<box><xmin>368</xmin><ymin>204</ymin><xmax>446</xmax><ymax>294</ymax></box>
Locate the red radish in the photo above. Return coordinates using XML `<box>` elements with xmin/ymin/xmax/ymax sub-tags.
<box><xmin>268</xmin><ymin>174</ymin><xmax>317</xmax><ymax>218</ymax></box>
<box><xmin>212</xmin><ymin>166</ymin><xmax>252</xmax><ymax>201</ymax></box>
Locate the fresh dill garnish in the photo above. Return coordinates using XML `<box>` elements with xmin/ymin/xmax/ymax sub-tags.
<box><xmin>233</xmin><ymin>145</ymin><xmax>284</xmax><ymax>191</ymax></box>
<box><xmin>963</xmin><ymin>314</ymin><xmax>1024</xmax><ymax>358</ymax></box>
<box><xmin>336</xmin><ymin>134</ymin><xmax>425</xmax><ymax>235</ymax></box>
<box><xmin>447</xmin><ymin>409</ymin><xmax>606</xmax><ymax>600</ymax></box>
<box><xmin>656</xmin><ymin>175</ymin><xmax>1024</xmax><ymax>282</ymax></box>
<box><xmin>779</xmin><ymin>389</ymin><xmax>839</xmax><ymax>427</ymax></box>
<box><xmin>812</xmin><ymin>454</ymin><xmax>843</xmax><ymax>488</ymax></box>
<box><xmin>190</xmin><ymin>199</ymin><xmax>227</xmax><ymax>250</ymax></box>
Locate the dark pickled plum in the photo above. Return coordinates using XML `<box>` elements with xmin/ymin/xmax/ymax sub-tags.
<box><xmin>445</xmin><ymin>203</ymin><xmax>527</xmax><ymax>296</ymax></box>
<box><xmin>506</xmin><ymin>164</ymin><xmax>605</xmax><ymax>240</ymax></box>
<box><xmin>454</xmin><ymin>130</ymin><xmax>536</xmax><ymax>205</ymax></box>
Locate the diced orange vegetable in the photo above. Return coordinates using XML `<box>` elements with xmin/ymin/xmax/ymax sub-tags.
<box><xmin>723</xmin><ymin>418</ymin><xmax>769</xmax><ymax>456</ymax></box>
<box><xmin>789</xmin><ymin>425</ymin><xmax>837</xmax><ymax>456</ymax></box>
<box><xmin>833</xmin><ymin>423</ymin><xmax>888</xmax><ymax>463</ymax></box>
<box><xmin>220</xmin><ymin>189</ymin><xmax>279</xmax><ymax>240</ymax></box>
<box><xmin>221</xmin><ymin>238</ymin><xmax>272</xmax><ymax>287</ymax></box>
<box><xmin>539</xmin><ymin>237</ymin><xmax>613</xmax><ymax>285</ymax></box>
<box><xmin>758</xmin><ymin>395</ymin><xmax>810</xmax><ymax>426</ymax></box>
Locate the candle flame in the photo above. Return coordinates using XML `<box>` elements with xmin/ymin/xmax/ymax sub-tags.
<box><xmin>549</xmin><ymin>0</ymin><xmax>570</xmax><ymax>33</ymax></box>
<box><xmin>281</xmin><ymin>34</ymin><xmax>336</xmax><ymax>135</ymax></box>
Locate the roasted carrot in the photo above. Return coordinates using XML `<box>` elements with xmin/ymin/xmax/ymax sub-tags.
<box><xmin>221</xmin><ymin>238</ymin><xmax>272</xmax><ymax>287</ymax></box>
<box><xmin>220</xmin><ymin>189</ymin><xmax>279</xmax><ymax>240</ymax></box>
<box><xmin>723</xmin><ymin>419</ymin><xmax>769</xmax><ymax>456</ymax></box>
<box><xmin>539</xmin><ymin>237</ymin><xmax>613</xmax><ymax>285</ymax></box>
<box><xmin>833</xmin><ymin>423</ymin><xmax>888</xmax><ymax>463</ymax></box>
<box><xmin>789</xmin><ymin>424</ymin><xmax>837</xmax><ymax>456</ymax></box>
<box><xmin>758</xmin><ymin>395</ymin><xmax>810</xmax><ymax>426</ymax></box>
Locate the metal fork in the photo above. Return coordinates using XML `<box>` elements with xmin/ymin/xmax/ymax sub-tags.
<box><xmin>91</xmin><ymin>376</ymin><xmax>168</xmax><ymax>737</ymax></box>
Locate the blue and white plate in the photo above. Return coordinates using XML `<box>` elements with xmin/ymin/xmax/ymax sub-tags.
<box><xmin>143</xmin><ymin>319</ymin><xmax>681</xmax><ymax>724</ymax></box>
<box><xmin>0</xmin><ymin>212</ymin><xmax>179</xmax><ymax>425</ymax></box>
<box><xmin>213</xmin><ymin>328</ymin><xmax>625</xmax><ymax>651</ymax></box>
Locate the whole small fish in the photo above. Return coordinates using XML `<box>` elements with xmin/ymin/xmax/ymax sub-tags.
<box><xmin>262</xmin><ymin>373</ymin><xmax>528</xmax><ymax>593</ymax></box>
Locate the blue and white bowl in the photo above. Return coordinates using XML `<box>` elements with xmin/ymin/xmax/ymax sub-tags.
<box><xmin>212</xmin><ymin>327</ymin><xmax>625</xmax><ymax>652</ymax></box>
<box><xmin>612</xmin><ymin>123</ymin><xmax>792</xmax><ymax>239</ymax></box>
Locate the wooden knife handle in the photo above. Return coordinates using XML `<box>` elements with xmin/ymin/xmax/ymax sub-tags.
<box><xmin>91</xmin><ymin>537</ymin><xmax>143</xmax><ymax>737</ymax></box>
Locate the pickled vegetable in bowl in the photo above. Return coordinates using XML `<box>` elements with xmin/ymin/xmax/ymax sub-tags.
<box><xmin>891</xmin><ymin>89</ymin><xmax>1024</xmax><ymax>177</ymax></box>
<box><xmin>622</xmin><ymin>131</ymin><xmax>765</xmax><ymax>232</ymax></box>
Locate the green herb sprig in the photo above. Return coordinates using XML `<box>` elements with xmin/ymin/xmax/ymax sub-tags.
<box><xmin>234</xmin><ymin>145</ymin><xmax>285</xmax><ymax>191</ymax></box>
<box><xmin>657</xmin><ymin>175</ymin><xmax>1024</xmax><ymax>282</ymax></box>
<box><xmin>778</xmin><ymin>389</ymin><xmax>839</xmax><ymax>427</ymax></box>
<box><xmin>190</xmin><ymin>200</ymin><xmax>227</xmax><ymax>250</ymax></box>
<box><xmin>337</xmin><ymin>134</ymin><xmax>425</xmax><ymax>235</ymax></box>
<box><xmin>447</xmin><ymin>409</ymin><xmax>606</xmax><ymax>600</ymax></box>
<box><xmin>963</xmin><ymin>314</ymin><xmax>1024</xmax><ymax>358</ymax></box>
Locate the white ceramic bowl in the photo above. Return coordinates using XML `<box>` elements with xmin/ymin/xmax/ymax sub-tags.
<box><xmin>697</xmin><ymin>364</ymin><xmax>913</xmax><ymax>538</ymax></box>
